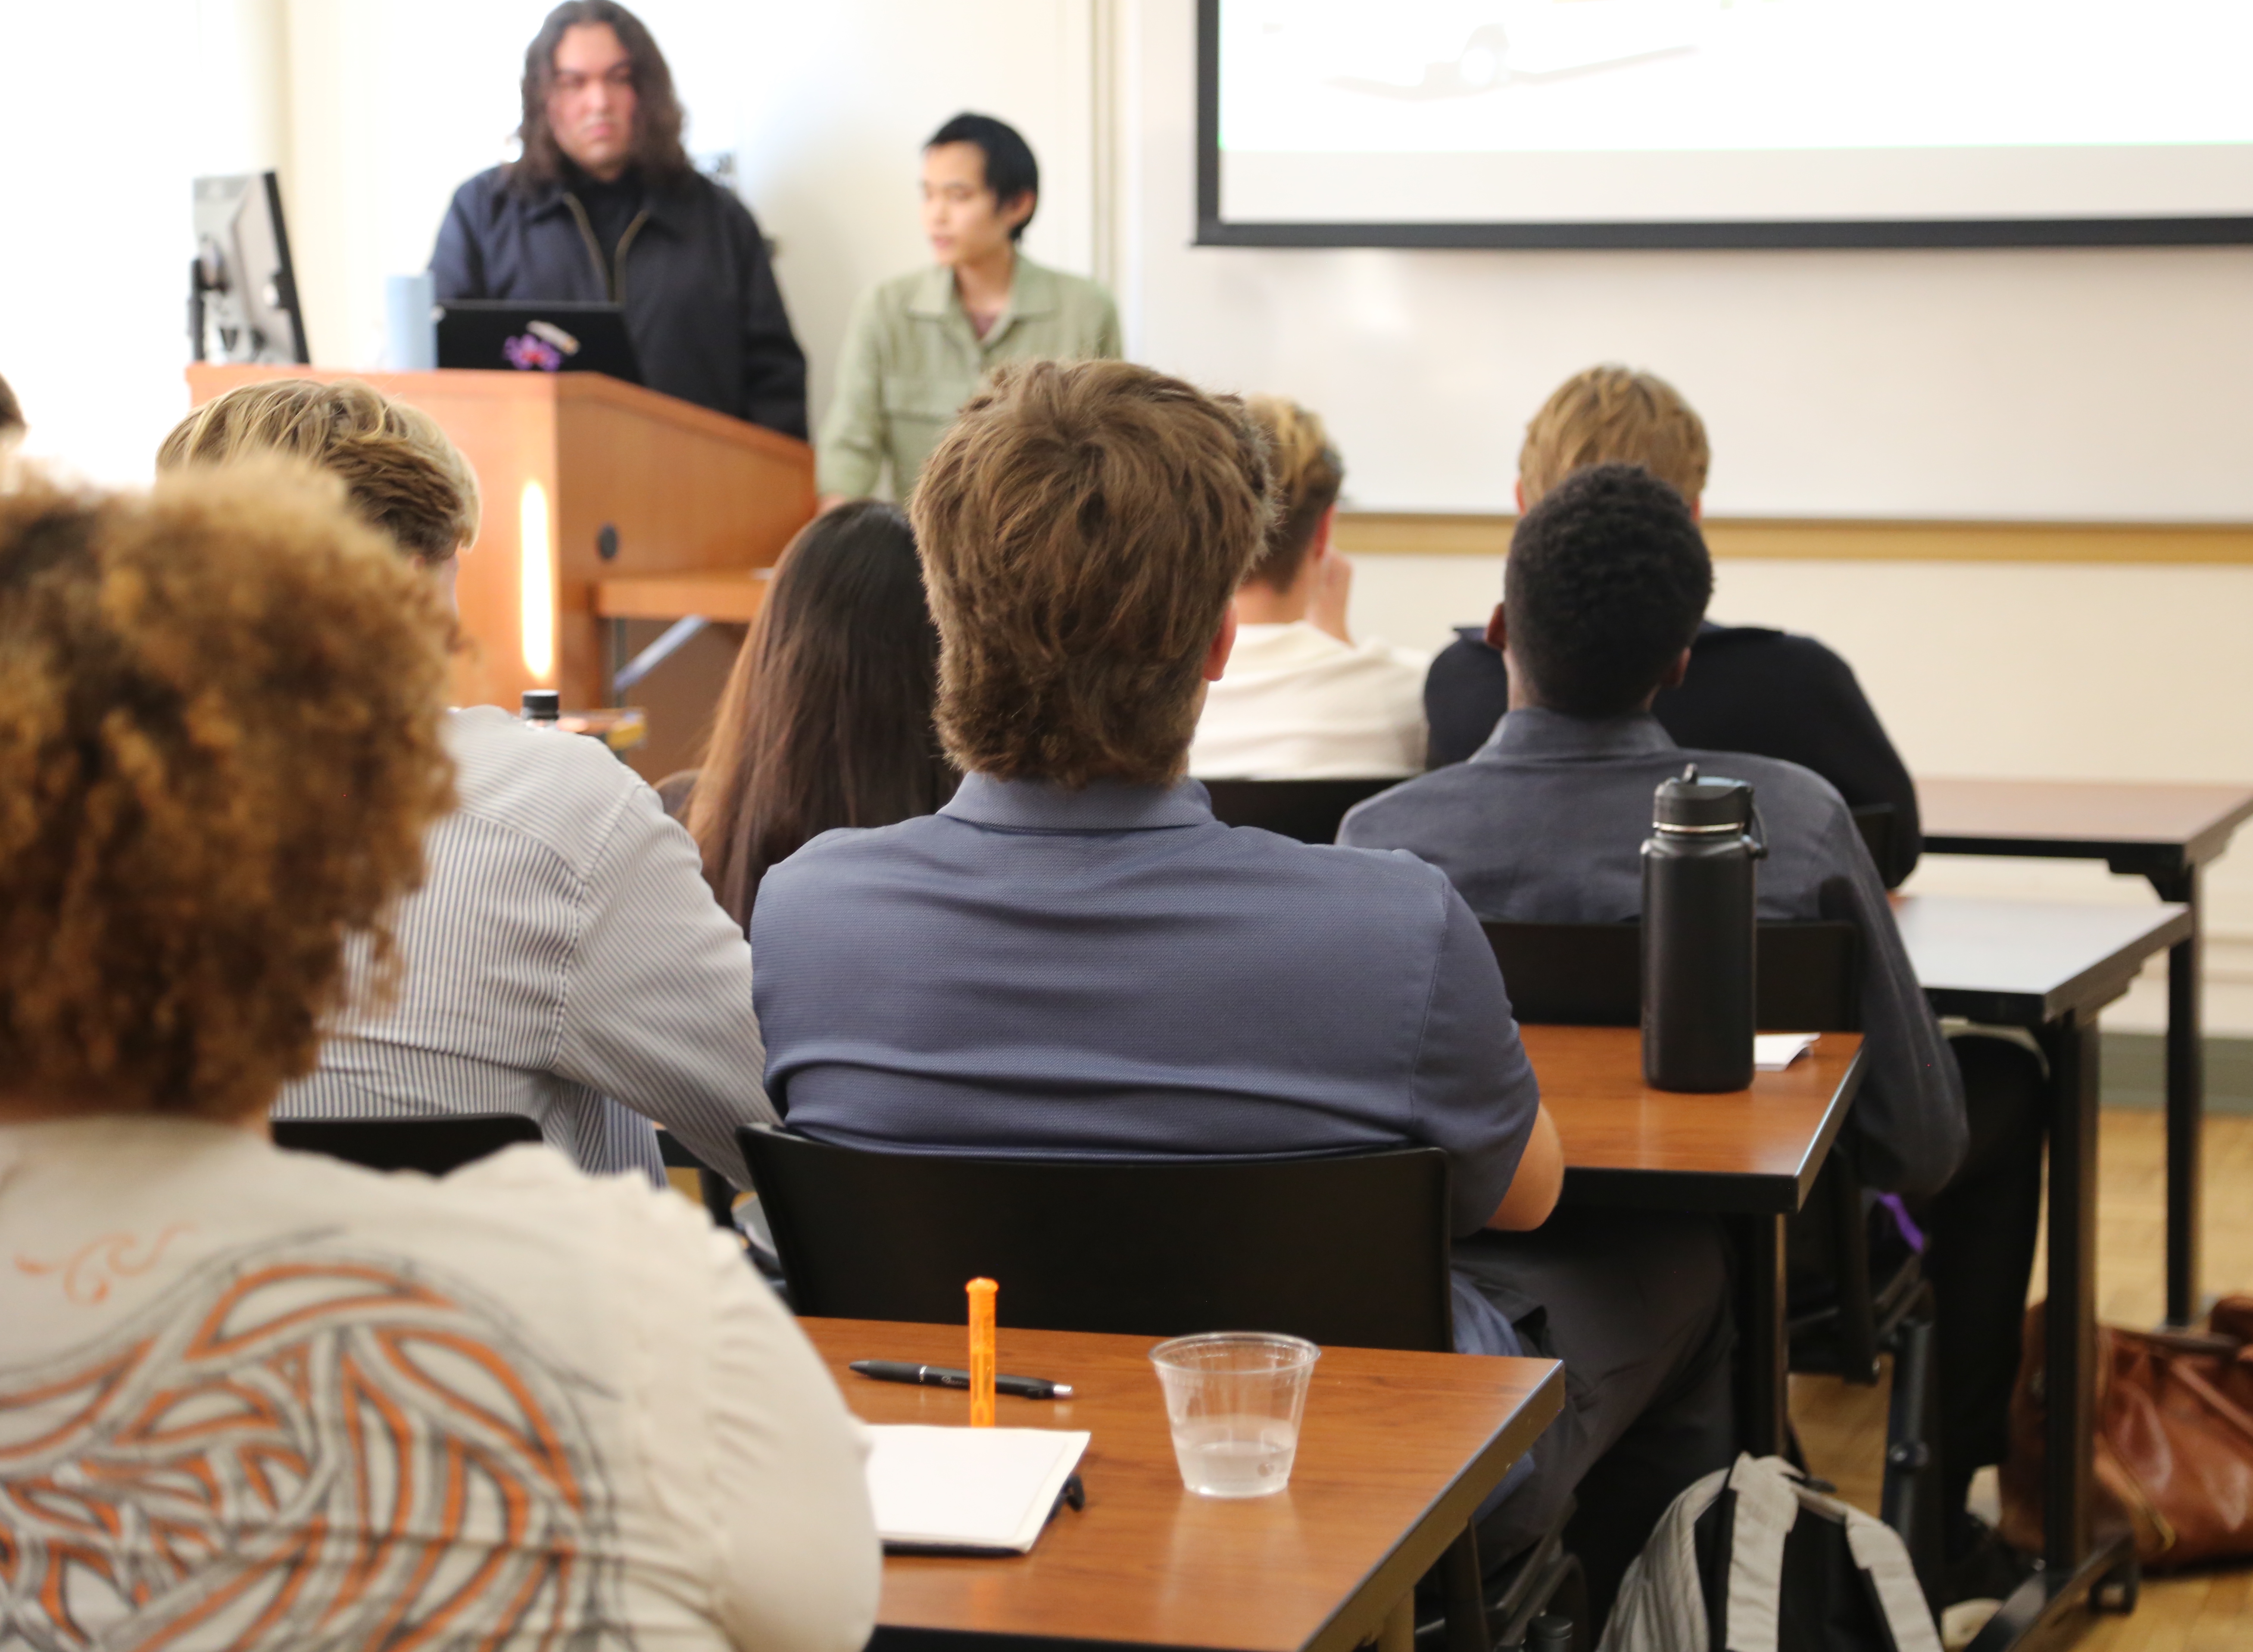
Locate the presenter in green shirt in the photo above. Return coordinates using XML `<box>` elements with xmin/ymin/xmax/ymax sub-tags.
<box><xmin>816</xmin><ymin>114</ymin><xmax>1122</xmax><ymax>506</ymax></box>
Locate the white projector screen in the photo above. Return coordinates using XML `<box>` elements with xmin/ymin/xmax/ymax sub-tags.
<box><xmin>1198</xmin><ymin>0</ymin><xmax>2253</xmax><ymax>247</ymax></box>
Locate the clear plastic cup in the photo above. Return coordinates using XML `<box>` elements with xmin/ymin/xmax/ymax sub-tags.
<box><xmin>1149</xmin><ymin>1332</ymin><xmax>1321</xmax><ymax>1498</ymax></box>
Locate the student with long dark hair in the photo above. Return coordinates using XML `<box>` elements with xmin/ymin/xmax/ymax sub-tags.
<box><xmin>688</xmin><ymin>501</ymin><xmax>957</xmax><ymax>929</ymax></box>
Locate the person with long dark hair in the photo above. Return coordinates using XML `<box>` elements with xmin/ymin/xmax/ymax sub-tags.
<box><xmin>688</xmin><ymin>501</ymin><xmax>958</xmax><ymax>929</ymax></box>
<box><xmin>429</xmin><ymin>1</ymin><xmax>807</xmax><ymax>436</ymax></box>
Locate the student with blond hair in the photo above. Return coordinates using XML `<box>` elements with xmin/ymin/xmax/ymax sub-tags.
<box><xmin>1187</xmin><ymin>397</ymin><xmax>1429</xmax><ymax>778</ymax></box>
<box><xmin>1423</xmin><ymin>364</ymin><xmax>1922</xmax><ymax>884</ymax></box>
<box><xmin>159</xmin><ymin>378</ymin><xmax>776</xmax><ymax>1189</ymax></box>
<box><xmin>0</xmin><ymin>465</ymin><xmax>877</xmax><ymax>1652</ymax></box>
<box><xmin>754</xmin><ymin>360</ymin><xmax>1734</xmax><ymax>1630</ymax></box>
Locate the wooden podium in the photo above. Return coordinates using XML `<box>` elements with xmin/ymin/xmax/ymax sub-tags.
<box><xmin>185</xmin><ymin>366</ymin><xmax>811</xmax><ymax>773</ymax></box>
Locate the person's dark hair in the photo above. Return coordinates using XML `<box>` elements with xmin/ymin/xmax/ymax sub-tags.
<box><xmin>926</xmin><ymin>113</ymin><xmax>1039</xmax><ymax>241</ymax></box>
<box><xmin>1503</xmin><ymin>463</ymin><xmax>1712</xmax><ymax>717</ymax></box>
<box><xmin>687</xmin><ymin>502</ymin><xmax>957</xmax><ymax>928</ymax></box>
<box><xmin>512</xmin><ymin>1</ymin><xmax>689</xmax><ymax>191</ymax></box>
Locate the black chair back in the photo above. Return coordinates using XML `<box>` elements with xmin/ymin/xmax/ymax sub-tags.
<box><xmin>1480</xmin><ymin>919</ymin><xmax>1861</xmax><ymax>1032</ymax></box>
<box><xmin>272</xmin><ymin>1113</ymin><xmax>543</xmax><ymax>1175</ymax></box>
<box><xmin>1201</xmin><ymin>777</ymin><xmax>1402</xmax><ymax>845</ymax></box>
<box><xmin>740</xmin><ymin>1126</ymin><xmax>1456</xmax><ymax>1352</ymax></box>
<box><xmin>1851</xmin><ymin>804</ymin><xmax>1899</xmax><ymax>888</ymax></box>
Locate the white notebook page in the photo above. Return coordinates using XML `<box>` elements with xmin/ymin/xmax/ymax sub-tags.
<box><xmin>864</xmin><ymin>1425</ymin><xmax>1092</xmax><ymax>1553</ymax></box>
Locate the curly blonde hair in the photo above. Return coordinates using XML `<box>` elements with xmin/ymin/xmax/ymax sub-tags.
<box><xmin>912</xmin><ymin>360</ymin><xmax>1272</xmax><ymax>788</ymax></box>
<box><xmin>1241</xmin><ymin>395</ymin><xmax>1343</xmax><ymax>593</ymax></box>
<box><xmin>0</xmin><ymin>464</ymin><xmax>457</xmax><ymax>1119</ymax></box>
<box><xmin>157</xmin><ymin>378</ymin><xmax>481</xmax><ymax>561</ymax></box>
<box><xmin>1519</xmin><ymin>365</ymin><xmax>1710</xmax><ymax>509</ymax></box>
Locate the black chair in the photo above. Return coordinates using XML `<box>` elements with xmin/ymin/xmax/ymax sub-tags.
<box><xmin>271</xmin><ymin>1112</ymin><xmax>542</xmax><ymax>1174</ymax></box>
<box><xmin>1201</xmin><ymin>777</ymin><xmax>1402</xmax><ymax>845</ymax></box>
<box><xmin>741</xmin><ymin>1126</ymin><xmax>1586</xmax><ymax>1652</ymax></box>
<box><xmin>1851</xmin><ymin>804</ymin><xmax>1903</xmax><ymax>890</ymax></box>
<box><xmin>1478</xmin><ymin>919</ymin><xmax>1944</xmax><ymax>1603</ymax></box>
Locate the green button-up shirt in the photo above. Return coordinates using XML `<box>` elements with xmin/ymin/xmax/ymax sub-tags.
<box><xmin>816</xmin><ymin>254</ymin><xmax>1123</xmax><ymax>499</ymax></box>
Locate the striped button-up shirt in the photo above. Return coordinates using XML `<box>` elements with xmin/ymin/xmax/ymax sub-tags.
<box><xmin>277</xmin><ymin>706</ymin><xmax>775</xmax><ymax>1184</ymax></box>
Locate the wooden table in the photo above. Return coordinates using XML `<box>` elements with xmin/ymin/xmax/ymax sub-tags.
<box><xmin>592</xmin><ymin>568</ymin><xmax>771</xmax><ymax>696</ymax></box>
<box><xmin>1894</xmin><ymin>894</ymin><xmax>2191</xmax><ymax>1651</ymax></box>
<box><xmin>1919</xmin><ymin>778</ymin><xmax>2253</xmax><ymax>1326</ymax></box>
<box><xmin>1519</xmin><ymin>1024</ymin><xmax>1866</xmax><ymax>1460</ymax></box>
<box><xmin>801</xmin><ymin>1318</ymin><xmax>1563</xmax><ymax>1652</ymax></box>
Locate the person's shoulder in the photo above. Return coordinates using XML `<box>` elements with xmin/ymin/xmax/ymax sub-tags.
<box><xmin>759</xmin><ymin>813</ymin><xmax>952</xmax><ymax>895</ymax></box>
<box><xmin>1697</xmin><ymin>623</ymin><xmax>1856</xmax><ymax>681</ymax></box>
<box><xmin>440</xmin><ymin>706</ymin><xmax>655</xmax><ymax>856</ymax></box>
<box><xmin>1214</xmin><ymin>812</ymin><xmax>1458</xmax><ymax>906</ymax></box>
<box><xmin>447</xmin><ymin>165</ymin><xmax>516</xmax><ymax>216</ymax></box>
<box><xmin>1675</xmin><ymin>743</ymin><xmax>1853</xmax><ymax>823</ymax></box>
<box><xmin>1426</xmin><ymin>630</ymin><xmax>1504</xmax><ymax>681</ymax></box>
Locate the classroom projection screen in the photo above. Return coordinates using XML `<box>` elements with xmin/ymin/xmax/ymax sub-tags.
<box><xmin>1197</xmin><ymin>0</ymin><xmax>2253</xmax><ymax>248</ymax></box>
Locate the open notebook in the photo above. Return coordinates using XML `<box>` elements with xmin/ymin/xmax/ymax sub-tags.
<box><xmin>1754</xmin><ymin>1033</ymin><xmax>1820</xmax><ymax>1071</ymax></box>
<box><xmin>865</xmin><ymin>1425</ymin><xmax>1092</xmax><ymax>1554</ymax></box>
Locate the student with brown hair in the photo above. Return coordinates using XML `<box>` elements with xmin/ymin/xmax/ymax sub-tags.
<box><xmin>1187</xmin><ymin>396</ymin><xmax>1429</xmax><ymax>778</ymax></box>
<box><xmin>752</xmin><ymin>359</ymin><xmax>1733</xmax><ymax>1628</ymax></box>
<box><xmin>1423</xmin><ymin>365</ymin><xmax>1923</xmax><ymax>884</ymax></box>
<box><xmin>687</xmin><ymin>500</ymin><xmax>957</xmax><ymax>929</ymax></box>
<box><xmin>159</xmin><ymin>378</ymin><xmax>776</xmax><ymax>1190</ymax></box>
<box><xmin>0</xmin><ymin>465</ymin><xmax>878</xmax><ymax>1652</ymax></box>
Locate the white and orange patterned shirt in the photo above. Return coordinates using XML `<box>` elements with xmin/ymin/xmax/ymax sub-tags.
<box><xmin>0</xmin><ymin>1118</ymin><xmax>879</xmax><ymax>1652</ymax></box>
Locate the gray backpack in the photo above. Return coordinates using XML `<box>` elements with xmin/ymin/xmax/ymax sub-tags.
<box><xmin>1600</xmin><ymin>1456</ymin><xmax>1941</xmax><ymax>1652</ymax></box>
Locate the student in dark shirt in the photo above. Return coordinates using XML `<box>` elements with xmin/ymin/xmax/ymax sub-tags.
<box><xmin>1348</xmin><ymin>466</ymin><xmax>2045</xmax><ymax>1600</ymax></box>
<box><xmin>1423</xmin><ymin>366</ymin><xmax>1922</xmax><ymax>885</ymax></box>
<box><xmin>753</xmin><ymin>361</ymin><xmax>1735</xmax><ymax>1629</ymax></box>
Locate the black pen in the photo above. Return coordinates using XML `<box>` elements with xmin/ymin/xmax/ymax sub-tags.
<box><xmin>849</xmin><ymin>1359</ymin><xmax>1073</xmax><ymax>1399</ymax></box>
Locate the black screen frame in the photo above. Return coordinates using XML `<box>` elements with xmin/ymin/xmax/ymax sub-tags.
<box><xmin>1193</xmin><ymin>0</ymin><xmax>2253</xmax><ymax>252</ymax></box>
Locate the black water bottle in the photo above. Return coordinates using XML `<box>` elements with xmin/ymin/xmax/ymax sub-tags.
<box><xmin>1642</xmin><ymin>765</ymin><xmax>1765</xmax><ymax>1092</ymax></box>
<box><xmin>520</xmin><ymin>689</ymin><xmax>561</xmax><ymax>726</ymax></box>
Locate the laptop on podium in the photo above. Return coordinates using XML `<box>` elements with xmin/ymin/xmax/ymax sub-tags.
<box><xmin>435</xmin><ymin>300</ymin><xmax>643</xmax><ymax>385</ymax></box>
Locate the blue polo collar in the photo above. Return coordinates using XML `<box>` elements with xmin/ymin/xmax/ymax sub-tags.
<box><xmin>939</xmin><ymin>771</ymin><xmax>1215</xmax><ymax>832</ymax></box>
<box><xmin>1475</xmin><ymin>707</ymin><xmax>1682</xmax><ymax>762</ymax></box>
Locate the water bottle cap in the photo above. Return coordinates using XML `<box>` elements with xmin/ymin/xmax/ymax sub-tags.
<box><xmin>520</xmin><ymin>689</ymin><xmax>561</xmax><ymax>723</ymax></box>
<box><xmin>1652</xmin><ymin>765</ymin><xmax>1754</xmax><ymax>831</ymax></box>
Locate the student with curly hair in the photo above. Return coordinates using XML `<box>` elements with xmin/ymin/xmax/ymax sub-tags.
<box><xmin>0</xmin><ymin>466</ymin><xmax>878</xmax><ymax>1652</ymax></box>
<box><xmin>161</xmin><ymin>378</ymin><xmax>776</xmax><ymax>1191</ymax></box>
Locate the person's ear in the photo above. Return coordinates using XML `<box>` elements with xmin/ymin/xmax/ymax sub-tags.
<box><xmin>1483</xmin><ymin>602</ymin><xmax>1507</xmax><ymax>653</ymax></box>
<box><xmin>1660</xmin><ymin>644</ymin><xmax>1692</xmax><ymax>690</ymax></box>
<box><xmin>1311</xmin><ymin>502</ymin><xmax>1338</xmax><ymax>561</ymax></box>
<box><xmin>1512</xmin><ymin>480</ymin><xmax>1525</xmax><ymax>514</ymax></box>
<box><xmin>1687</xmin><ymin>493</ymin><xmax>1703</xmax><ymax>522</ymax></box>
<box><xmin>1001</xmin><ymin>190</ymin><xmax>1036</xmax><ymax>236</ymax></box>
<box><xmin>1204</xmin><ymin>606</ymin><xmax>1237</xmax><ymax>682</ymax></box>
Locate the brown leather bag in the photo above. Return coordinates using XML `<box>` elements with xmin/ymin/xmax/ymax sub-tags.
<box><xmin>1999</xmin><ymin>1296</ymin><xmax>2253</xmax><ymax>1567</ymax></box>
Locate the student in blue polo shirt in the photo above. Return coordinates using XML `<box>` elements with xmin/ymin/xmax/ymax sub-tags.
<box><xmin>752</xmin><ymin>360</ymin><xmax>1735</xmax><ymax>1628</ymax></box>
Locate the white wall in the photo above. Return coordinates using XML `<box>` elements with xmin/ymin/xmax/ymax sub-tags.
<box><xmin>1117</xmin><ymin>0</ymin><xmax>2253</xmax><ymax>523</ymax></box>
<box><xmin>0</xmin><ymin>3</ymin><xmax>204</xmax><ymax>482</ymax></box>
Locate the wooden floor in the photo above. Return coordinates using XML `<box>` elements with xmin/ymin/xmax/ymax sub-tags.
<box><xmin>1794</xmin><ymin>1109</ymin><xmax>2253</xmax><ymax>1649</ymax></box>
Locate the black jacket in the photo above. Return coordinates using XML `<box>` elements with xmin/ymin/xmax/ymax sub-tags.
<box><xmin>430</xmin><ymin>164</ymin><xmax>807</xmax><ymax>438</ymax></box>
<box><xmin>1423</xmin><ymin>621</ymin><xmax>1923</xmax><ymax>884</ymax></box>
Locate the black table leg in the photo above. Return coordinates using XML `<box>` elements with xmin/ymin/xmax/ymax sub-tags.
<box><xmin>1967</xmin><ymin>1010</ymin><xmax>2134</xmax><ymax>1652</ymax></box>
<box><xmin>2146</xmin><ymin>863</ymin><xmax>2203</xmax><ymax>1328</ymax></box>
<box><xmin>1731</xmin><ymin>1212</ymin><xmax>1788</xmax><ymax>1458</ymax></box>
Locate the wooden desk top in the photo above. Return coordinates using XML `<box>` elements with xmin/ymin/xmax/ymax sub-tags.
<box><xmin>1893</xmin><ymin>893</ymin><xmax>2192</xmax><ymax>1029</ymax></box>
<box><xmin>1918</xmin><ymin>777</ymin><xmax>2253</xmax><ymax>873</ymax></box>
<box><xmin>802</xmin><ymin>1318</ymin><xmax>1562</xmax><ymax>1652</ymax></box>
<box><xmin>592</xmin><ymin>568</ymin><xmax>771</xmax><ymax>623</ymax></box>
<box><xmin>1521</xmin><ymin>1025</ymin><xmax>1864</xmax><ymax>1216</ymax></box>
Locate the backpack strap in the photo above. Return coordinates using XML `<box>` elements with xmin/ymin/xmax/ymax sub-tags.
<box><xmin>1840</xmin><ymin>1505</ymin><xmax>1944</xmax><ymax>1652</ymax></box>
<box><xmin>1719</xmin><ymin>1455</ymin><xmax>1802</xmax><ymax>1652</ymax></box>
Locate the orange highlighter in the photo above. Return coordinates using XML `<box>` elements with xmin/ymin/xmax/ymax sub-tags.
<box><xmin>967</xmin><ymin>1277</ymin><xmax>998</xmax><ymax>1427</ymax></box>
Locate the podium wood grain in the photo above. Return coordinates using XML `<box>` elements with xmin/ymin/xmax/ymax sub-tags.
<box><xmin>184</xmin><ymin>365</ymin><xmax>810</xmax><ymax>724</ymax></box>
<box><xmin>800</xmin><ymin>1318</ymin><xmax>1562</xmax><ymax>1652</ymax></box>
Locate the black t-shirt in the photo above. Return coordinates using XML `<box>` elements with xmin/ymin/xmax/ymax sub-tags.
<box><xmin>1421</xmin><ymin>621</ymin><xmax>1923</xmax><ymax>885</ymax></box>
<box><xmin>561</xmin><ymin>161</ymin><xmax>643</xmax><ymax>287</ymax></box>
